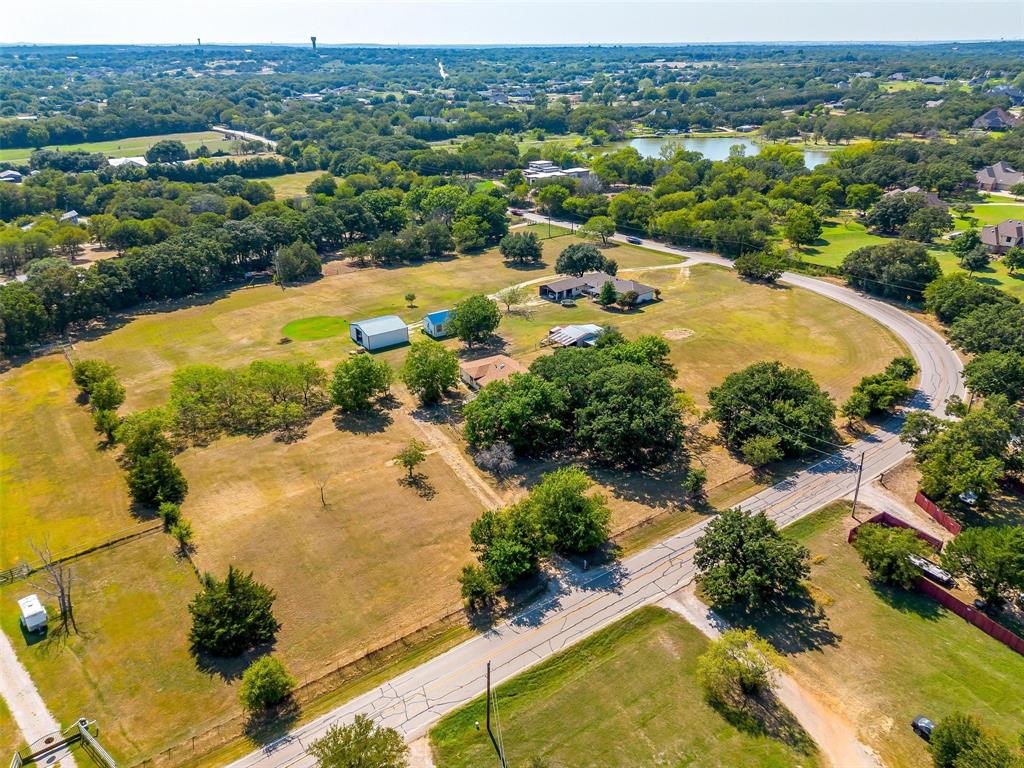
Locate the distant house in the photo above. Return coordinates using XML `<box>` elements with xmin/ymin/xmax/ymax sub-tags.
<box><xmin>544</xmin><ymin>324</ymin><xmax>605</xmax><ymax>348</ymax></box>
<box><xmin>60</xmin><ymin>210</ymin><xmax>80</xmax><ymax>225</ymax></box>
<box><xmin>349</xmin><ymin>315</ymin><xmax>409</xmax><ymax>351</ymax></box>
<box><xmin>412</xmin><ymin>115</ymin><xmax>453</xmax><ymax>125</ymax></box>
<box><xmin>423</xmin><ymin>309</ymin><xmax>451</xmax><ymax>339</ymax></box>
<box><xmin>972</xmin><ymin>108</ymin><xmax>1021</xmax><ymax>131</ymax></box>
<box><xmin>460</xmin><ymin>354</ymin><xmax>528</xmax><ymax>390</ymax></box>
<box><xmin>924</xmin><ymin>99</ymin><xmax>944</xmax><ymax>109</ymax></box>
<box><xmin>107</xmin><ymin>156</ymin><xmax>149</xmax><ymax>168</ymax></box>
<box><xmin>538</xmin><ymin>272</ymin><xmax>658</xmax><ymax>304</ymax></box>
<box><xmin>919</xmin><ymin>76</ymin><xmax>946</xmax><ymax>86</ymax></box>
<box><xmin>882</xmin><ymin>186</ymin><xmax>948</xmax><ymax>209</ymax></box>
<box><xmin>0</xmin><ymin>169</ymin><xmax>23</xmax><ymax>183</ymax></box>
<box><xmin>975</xmin><ymin>161</ymin><xmax>1024</xmax><ymax>192</ymax></box>
<box><xmin>988</xmin><ymin>85</ymin><xmax>1024</xmax><ymax>106</ymax></box>
<box><xmin>981</xmin><ymin>219</ymin><xmax>1024</xmax><ymax>255</ymax></box>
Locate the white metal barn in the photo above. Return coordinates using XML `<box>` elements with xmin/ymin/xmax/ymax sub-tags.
<box><xmin>350</xmin><ymin>315</ymin><xmax>409</xmax><ymax>351</ymax></box>
<box><xmin>18</xmin><ymin>594</ymin><xmax>47</xmax><ymax>633</ymax></box>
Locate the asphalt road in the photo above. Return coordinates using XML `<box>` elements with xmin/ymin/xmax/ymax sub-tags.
<box><xmin>226</xmin><ymin>218</ymin><xmax>963</xmax><ymax>768</ymax></box>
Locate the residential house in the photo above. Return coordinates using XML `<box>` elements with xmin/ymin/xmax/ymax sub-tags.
<box><xmin>0</xmin><ymin>169</ymin><xmax>23</xmax><ymax>183</ymax></box>
<box><xmin>972</xmin><ymin>108</ymin><xmax>1021</xmax><ymax>131</ymax></box>
<box><xmin>538</xmin><ymin>272</ymin><xmax>658</xmax><ymax>304</ymax></box>
<box><xmin>919</xmin><ymin>76</ymin><xmax>946</xmax><ymax>86</ymax></box>
<box><xmin>975</xmin><ymin>161</ymin><xmax>1024</xmax><ymax>192</ymax></box>
<box><xmin>60</xmin><ymin>210</ymin><xmax>80</xmax><ymax>225</ymax></box>
<box><xmin>988</xmin><ymin>85</ymin><xmax>1024</xmax><ymax>106</ymax></box>
<box><xmin>349</xmin><ymin>315</ymin><xmax>409</xmax><ymax>351</ymax></box>
<box><xmin>882</xmin><ymin>186</ymin><xmax>948</xmax><ymax>209</ymax></box>
<box><xmin>423</xmin><ymin>309</ymin><xmax>451</xmax><ymax>339</ymax></box>
<box><xmin>107</xmin><ymin>156</ymin><xmax>149</xmax><ymax>168</ymax></box>
<box><xmin>980</xmin><ymin>219</ymin><xmax>1024</xmax><ymax>255</ymax></box>
<box><xmin>460</xmin><ymin>354</ymin><xmax>527</xmax><ymax>390</ymax></box>
<box><xmin>544</xmin><ymin>324</ymin><xmax>605</xmax><ymax>348</ymax></box>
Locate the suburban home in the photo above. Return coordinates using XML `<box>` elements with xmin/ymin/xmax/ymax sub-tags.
<box><xmin>882</xmin><ymin>186</ymin><xmax>948</xmax><ymax>209</ymax></box>
<box><xmin>107</xmin><ymin>156</ymin><xmax>149</xmax><ymax>168</ymax></box>
<box><xmin>423</xmin><ymin>309</ymin><xmax>451</xmax><ymax>338</ymax></box>
<box><xmin>60</xmin><ymin>210</ymin><xmax>80</xmax><ymax>225</ymax></box>
<box><xmin>349</xmin><ymin>315</ymin><xmax>409</xmax><ymax>351</ymax></box>
<box><xmin>523</xmin><ymin>159</ymin><xmax>591</xmax><ymax>184</ymax></box>
<box><xmin>919</xmin><ymin>76</ymin><xmax>945</xmax><ymax>86</ymax></box>
<box><xmin>980</xmin><ymin>219</ymin><xmax>1024</xmax><ymax>255</ymax></box>
<box><xmin>0</xmin><ymin>169</ymin><xmax>23</xmax><ymax>183</ymax></box>
<box><xmin>18</xmin><ymin>594</ymin><xmax>47</xmax><ymax>633</ymax></box>
<box><xmin>973</xmin><ymin>108</ymin><xmax>1021</xmax><ymax>131</ymax></box>
<box><xmin>460</xmin><ymin>354</ymin><xmax>528</xmax><ymax>390</ymax></box>
<box><xmin>538</xmin><ymin>272</ymin><xmax>658</xmax><ymax>304</ymax></box>
<box><xmin>544</xmin><ymin>324</ymin><xmax>605</xmax><ymax>348</ymax></box>
<box><xmin>975</xmin><ymin>161</ymin><xmax>1024</xmax><ymax>192</ymax></box>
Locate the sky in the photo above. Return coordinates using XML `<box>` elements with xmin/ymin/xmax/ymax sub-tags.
<box><xmin>4</xmin><ymin>0</ymin><xmax>1023</xmax><ymax>46</ymax></box>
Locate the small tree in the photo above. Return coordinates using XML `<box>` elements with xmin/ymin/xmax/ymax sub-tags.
<box><xmin>394</xmin><ymin>439</ymin><xmax>427</xmax><ymax>478</ymax></box>
<box><xmin>274</xmin><ymin>241</ymin><xmax>321</xmax><ymax>283</ymax></box>
<box><xmin>71</xmin><ymin>359</ymin><xmax>117</xmax><ymax>395</ymax></box>
<box><xmin>528</xmin><ymin>467</ymin><xmax>611</xmax><ymax>554</ymax></box>
<box><xmin>499</xmin><ymin>231</ymin><xmax>542</xmax><ymax>264</ymax></box>
<box><xmin>458</xmin><ymin>563</ymin><xmax>497</xmax><ymax>609</ymax></box>
<box><xmin>1003</xmin><ymin>245</ymin><xmax>1024</xmax><ymax>274</ymax></box>
<box><xmin>930</xmin><ymin>712</ymin><xmax>985</xmax><ymax>768</ymax></box>
<box><xmin>93</xmin><ymin>409</ymin><xmax>121</xmax><ymax>441</ymax></box>
<box><xmin>239</xmin><ymin>656</ymin><xmax>295</xmax><ymax>712</ymax></box>
<box><xmin>581</xmin><ymin>215</ymin><xmax>615</xmax><ymax>245</ymax></box>
<box><xmin>404</xmin><ymin>292</ymin><xmax>416</xmax><ymax>307</ymax></box>
<box><xmin>400</xmin><ymin>339</ymin><xmax>459</xmax><ymax>404</ymax></box>
<box><xmin>683</xmin><ymin>467</ymin><xmax>707</xmax><ymax>502</ymax></box>
<box><xmin>617</xmin><ymin>290</ymin><xmax>639</xmax><ymax>310</ymax></box>
<box><xmin>158</xmin><ymin>501</ymin><xmax>181</xmax><ymax>529</ymax></box>
<box><xmin>852</xmin><ymin>524</ymin><xmax>932</xmax><ymax>588</ymax></box>
<box><xmin>330</xmin><ymin>354</ymin><xmax>392</xmax><ymax>411</ymax></box>
<box><xmin>941</xmin><ymin>526</ymin><xmax>1024</xmax><ymax>609</ymax></box>
<box><xmin>474</xmin><ymin>440</ymin><xmax>516</xmax><ymax>478</ymax></box>
<box><xmin>495</xmin><ymin>284</ymin><xmax>529</xmax><ymax>314</ymax></box>
<box><xmin>959</xmin><ymin>245</ymin><xmax>990</xmax><ymax>276</ymax></box>
<box><xmin>170</xmin><ymin>519</ymin><xmax>194</xmax><ymax>556</ymax></box>
<box><xmin>696</xmin><ymin>628</ymin><xmax>783</xmax><ymax>706</ymax></box>
<box><xmin>596</xmin><ymin>280</ymin><xmax>618</xmax><ymax>307</ymax></box>
<box><xmin>741</xmin><ymin>434</ymin><xmax>783</xmax><ymax>466</ymax></box>
<box><xmin>450</xmin><ymin>294</ymin><xmax>501</xmax><ymax>347</ymax></box>
<box><xmin>308</xmin><ymin>714</ymin><xmax>408</xmax><ymax>768</ymax></box>
<box><xmin>188</xmin><ymin>566</ymin><xmax>278</xmax><ymax>656</ymax></box>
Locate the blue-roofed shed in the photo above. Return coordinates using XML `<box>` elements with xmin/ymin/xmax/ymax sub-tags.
<box><xmin>423</xmin><ymin>309</ymin><xmax>452</xmax><ymax>339</ymax></box>
<box><xmin>350</xmin><ymin>315</ymin><xmax>409</xmax><ymax>351</ymax></box>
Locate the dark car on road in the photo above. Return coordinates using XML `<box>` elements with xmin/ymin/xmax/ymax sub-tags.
<box><xmin>912</xmin><ymin>715</ymin><xmax>936</xmax><ymax>740</ymax></box>
<box><xmin>625</xmin><ymin>236</ymin><xmax>643</xmax><ymax>245</ymax></box>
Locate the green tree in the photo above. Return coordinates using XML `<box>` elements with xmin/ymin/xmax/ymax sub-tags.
<box><xmin>307</xmin><ymin>714</ymin><xmax>408</xmax><ymax>768</ymax></box>
<box><xmin>866</xmin><ymin>192</ymin><xmax>926</xmax><ymax>235</ymax></box>
<box><xmin>930</xmin><ymin>712</ymin><xmax>984</xmax><ymax>768</ymax></box>
<box><xmin>924</xmin><ymin>273</ymin><xmax>1016</xmax><ymax>324</ymax></box>
<box><xmin>536</xmin><ymin>184</ymin><xmax>569</xmax><ymax>215</ymax></box>
<box><xmin>596</xmin><ymin>279</ymin><xmax>618</xmax><ymax>306</ymax></box>
<box><xmin>144</xmin><ymin>139</ymin><xmax>189</xmax><ymax>164</ymax></box>
<box><xmin>696</xmin><ymin>628</ymin><xmax>784</xmax><ymax>706</ymax></box>
<box><xmin>527</xmin><ymin>467</ymin><xmax>611</xmax><ymax>554</ymax></box>
<box><xmin>694</xmin><ymin>507</ymin><xmax>810</xmax><ymax>611</ymax></box>
<box><xmin>458</xmin><ymin>563</ymin><xmax>497</xmax><ymax>609</ymax></box>
<box><xmin>469</xmin><ymin>503</ymin><xmax>549</xmax><ymax>586</ymax></box>
<box><xmin>963</xmin><ymin>351</ymin><xmax>1024</xmax><ymax>403</ymax></box>
<box><xmin>400</xmin><ymin>339</ymin><xmax>459</xmax><ymax>404</ymax></box>
<box><xmin>450</xmin><ymin>294</ymin><xmax>501</xmax><ymax>347</ymax></box>
<box><xmin>394</xmin><ymin>439</ymin><xmax>427</xmax><ymax>478</ymax></box>
<box><xmin>93</xmin><ymin>409</ymin><xmax>120</xmax><ymax>442</ymax></box>
<box><xmin>71</xmin><ymin>359</ymin><xmax>117</xmax><ymax>395</ymax></box>
<box><xmin>852</xmin><ymin>524</ymin><xmax>932</xmax><ymax>588</ymax></box>
<box><xmin>188</xmin><ymin>565</ymin><xmax>278</xmax><ymax>657</ymax></box>
<box><xmin>949</xmin><ymin>303</ymin><xmax>1024</xmax><ymax>356</ymax></box>
<box><xmin>959</xmin><ymin>245</ymin><xmax>990</xmax><ymax>276</ymax></box>
<box><xmin>305</xmin><ymin>173</ymin><xmax>337</xmax><ymax>197</ymax></box>
<box><xmin>1004</xmin><ymin>246</ymin><xmax>1024</xmax><ymax>274</ymax></box>
<box><xmin>840</xmin><ymin>240</ymin><xmax>941</xmax><ymax>301</ymax></box>
<box><xmin>126</xmin><ymin>447</ymin><xmax>188</xmax><ymax>506</ymax></box>
<box><xmin>941</xmin><ymin>527</ymin><xmax>1024</xmax><ymax>609</ymax></box>
<box><xmin>901</xmin><ymin>207</ymin><xmax>953</xmax><ymax>243</ymax></box>
<box><xmin>740</xmin><ymin>434</ymin><xmax>784</xmax><ymax>466</ymax></box>
<box><xmin>555</xmin><ymin>242</ymin><xmax>608</xmax><ymax>276</ymax></box>
<box><xmin>89</xmin><ymin>376</ymin><xmax>126</xmax><ymax>411</ymax></box>
<box><xmin>783</xmin><ymin>203</ymin><xmax>822</xmax><ymax>249</ymax></box>
<box><xmin>452</xmin><ymin>215</ymin><xmax>487</xmax><ymax>252</ymax></box>
<box><xmin>463</xmin><ymin>373</ymin><xmax>565</xmax><ymax>455</ymax></box>
<box><xmin>735</xmin><ymin>248</ymin><xmax>785</xmax><ymax>282</ymax></box>
<box><xmin>495</xmin><ymin>284</ymin><xmax>529</xmax><ymax>314</ymax></box>
<box><xmin>274</xmin><ymin>241</ymin><xmax>321</xmax><ymax>282</ymax></box>
<box><xmin>239</xmin><ymin>656</ymin><xmax>295</xmax><ymax>711</ymax></box>
<box><xmin>330</xmin><ymin>355</ymin><xmax>392</xmax><ymax>411</ymax></box>
<box><xmin>581</xmin><ymin>215</ymin><xmax>615</xmax><ymax>244</ymax></box>
<box><xmin>499</xmin><ymin>231</ymin><xmax>542</xmax><ymax>264</ymax></box>
<box><xmin>845</xmin><ymin>183</ymin><xmax>883</xmax><ymax>214</ymax></box>
<box><xmin>0</xmin><ymin>283</ymin><xmax>49</xmax><ymax>352</ymax></box>
<box><xmin>950</xmin><ymin>228</ymin><xmax>981</xmax><ymax>262</ymax></box>
<box><xmin>170</xmin><ymin>519</ymin><xmax>194</xmax><ymax>555</ymax></box>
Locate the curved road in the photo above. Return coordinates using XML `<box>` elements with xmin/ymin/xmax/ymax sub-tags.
<box><xmin>227</xmin><ymin>218</ymin><xmax>963</xmax><ymax>768</ymax></box>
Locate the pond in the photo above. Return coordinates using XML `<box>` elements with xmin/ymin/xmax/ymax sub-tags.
<box><xmin>619</xmin><ymin>135</ymin><xmax>832</xmax><ymax>169</ymax></box>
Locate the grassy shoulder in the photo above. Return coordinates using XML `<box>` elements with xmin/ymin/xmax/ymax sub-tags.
<box><xmin>758</xmin><ymin>501</ymin><xmax>1024</xmax><ymax>768</ymax></box>
<box><xmin>430</xmin><ymin>605</ymin><xmax>821</xmax><ymax>768</ymax></box>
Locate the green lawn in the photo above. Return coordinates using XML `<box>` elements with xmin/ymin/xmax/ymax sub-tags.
<box><xmin>265</xmin><ymin>170</ymin><xmax>325</xmax><ymax>198</ymax></box>
<box><xmin>953</xmin><ymin>202</ymin><xmax>1024</xmax><ymax>229</ymax></box>
<box><xmin>520</xmin><ymin>221</ymin><xmax>572</xmax><ymax>239</ymax></box>
<box><xmin>756</xmin><ymin>502</ymin><xmax>1024</xmax><ymax>768</ymax></box>
<box><xmin>430</xmin><ymin>606</ymin><xmax>821</xmax><ymax>768</ymax></box>
<box><xmin>797</xmin><ymin>220</ymin><xmax>885</xmax><ymax>268</ymax></box>
<box><xmin>281</xmin><ymin>315</ymin><xmax>348</xmax><ymax>341</ymax></box>
<box><xmin>0</xmin><ymin>131</ymin><xmax>237</xmax><ymax>163</ymax></box>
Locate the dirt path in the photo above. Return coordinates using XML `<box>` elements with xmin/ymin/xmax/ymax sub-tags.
<box><xmin>660</xmin><ymin>586</ymin><xmax>881</xmax><ymax>768</ymax></box>
<box><xmin>855</xmin><ymin>481</ymin><xmax>954</xmax><ymax>543</ymax></box>
<box><xmin>407</xmin><ymin>736</ymin><xmax>437</xmax><ymax>767</ymax></box>
<box><xmin>409</xmin><ymin>412</ymin><xmax>505</xmax><ymax>510</ymax></box>
<box><xmin>0</xmin><ymin>629</ymin><xmax>77</xmax><ymax>766</ymax></box>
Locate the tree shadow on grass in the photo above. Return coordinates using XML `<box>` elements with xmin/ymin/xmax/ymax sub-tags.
<box><xmin>709</xmin><ymin>691</ymin><xmax>819</xmax><ymax>756</ymax></box>
<box><xmin>332</xmin><ymin>407</ymin><xmax>394</xmax><ymax>435</ymax></box>
<box><xmin>456</xmin><ymin>336</ymin><xmax>510</xmax><ymax>359</ymax></box>
<box><xmin>193</xmin><ymin>641</ymin><xmax>278</xmax><ymax>683</ymax></box>
<box><xmin>720</xmin><ymin>588</ymin><xmax>841</xmax><ymax>655</ymax></box>
<box><xmin>868</xmin><ymin>580</ymin><xmax>943</xmax><ymax>620</ymax></box>
<box><xmin>398</xmin><ymin>472</ymin><xmax>437</xmax><ymax>500</ymax></box>
<box><xmin>242</xmin><ymin>699</ymin><xmax>301</xmax><ymax>747</ymax></box>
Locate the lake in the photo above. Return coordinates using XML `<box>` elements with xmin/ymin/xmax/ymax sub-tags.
<box><xmin>620</xmin><ymin>135</ymin><xmax>832</xmax><ymax>169</ymax></box>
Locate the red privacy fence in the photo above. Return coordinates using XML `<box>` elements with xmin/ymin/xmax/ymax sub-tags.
<box><xmin>915</xmin><ymin>579</ymin><xmax>1024</xmax><ymax>657</ymax></box>
<box><xmin>848</xmin><ymin>511</ymin><xmax>944</xmax><ymax>551</ymax></box>
<box><xmin>914</xmin><ymin>491</ymin><xmax>962</xmax><ymax>535</ymax></box>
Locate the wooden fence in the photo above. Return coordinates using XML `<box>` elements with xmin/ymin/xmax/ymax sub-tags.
<box><xmin>915</xmin><ymin>579</ymin><xmax>1024</xmax><ymax>657</ymax></box>
<box><xmin>914</xmin><ymin>491</ymin><xmax>962</xmax><ymax>535</ymax></box>
<box><xmin>847</xmin><ymin>511</ymin><xmax>944</xmax><ymax>551</ymax></box>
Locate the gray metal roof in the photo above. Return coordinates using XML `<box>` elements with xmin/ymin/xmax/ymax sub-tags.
<box><xmin>351</xmin><ymin>315</ymin><xmax>407</xmax><ymax>335</ymax></box>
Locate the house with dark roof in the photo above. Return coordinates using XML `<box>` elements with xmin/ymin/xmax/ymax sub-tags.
<box><xmin>0</xmin><ymin>169</ymin><xmax>23</xmax><ymax>183</ymax></box>
<box><xmin>976</xmin><ymin>161</ymin><xmax>1024</xmax><ymax>192</ymax></box>
<box><xmin>538</xmin><ymin>272</ymin><xmax>659</xmax><ymax>304</ymax></box>
<box><xmin>972</xmin><ymin>108</ymin><xmax>1021</xmax><ymax>131</ymax></box>
<box><xmin>882</xmin><ymin>187</ymin><xmax>948</xmax><ymax>209</ymax></box>
<box><xmin>981</xmin><ymin>219</ymin><xmax>1024</xmax><ymax>255</ymax></box>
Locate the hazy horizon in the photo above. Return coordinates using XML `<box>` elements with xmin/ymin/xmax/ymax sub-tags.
<box><xmin>5</xmin><ymin>1</ymin><xmax>1023</xmax><ymax>47</ymax></box>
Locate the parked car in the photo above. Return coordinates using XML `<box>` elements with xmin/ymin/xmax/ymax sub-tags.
<box><xmin>560</xmin><ymin>298</ymin><xmax>576</xmax><ymax>307</ymax></box>
<box><xmin>509</xmin><ymin>208</ymin><xmax>523</xmax><ymax>216</ymax></box>
<box><xmin>974</xmin><ymin>598</ymin><xmax>988</xmax><ymax>612</ymax></box>
<box><xmin>625</xmin><ymin>236</ymin><xmax>643</xmax><ymax>245</ymax></box>
<box><xmin>912</xmin><ymin>715</ymin><xmax>936</xmax><ymax>740</ymax></box>
<box><xmin>908</xmin><ymin>554</ymin><xmax>956</xmax><ymax>589</ymax></box>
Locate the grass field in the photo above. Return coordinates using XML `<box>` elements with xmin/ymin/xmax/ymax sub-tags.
<box><xmin>0</xmin><ymin>696</ymin><xmax>21</xmax><ymax>758</ymax></box>
<box><xmin>0</xmin><ymin>236</ymin><xmax>909</xmax><ymax>763</ymax></box>
<box><xmin>953</xmin><ymin>201</ymin><xmax>1024</xmax><ymax>229</ymax></box>
<box><xmin>0</xmin><ymin>131</ymin><xmax>237</xmax><ymax>163</ymax></box>
<box><xmin>757</xmin><ymin>502</ymin><xmax>1024</xmax><ymax>768</ymax></box>
<box><xmin>265</xmin><ymin>170</ymin><xmax>325</xmax><ymax>198</ymax></box>
<box><xmin>796</xmin><ymin>220</ymin><xmax>885</xmax><ymax>268</ymax></box>
<box><xmin>430</xmin><ymin>605</ymin><xmax>821</xmax><ymax>768</ymax></box>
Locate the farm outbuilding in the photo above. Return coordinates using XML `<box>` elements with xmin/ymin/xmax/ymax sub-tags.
<box><xmin>18</xmin><ymin>594</ymin><xmax>47</xmax><ymax>633</ymax></box>
<box><xmin>423</xmin><ymin>309</ymin><xmax>451</xmax><ymax>338</ymax></box>
<box><xmin>350</xmin><ymin>315</ymin><xmax>409</xmax><ymax>351</ymax></box>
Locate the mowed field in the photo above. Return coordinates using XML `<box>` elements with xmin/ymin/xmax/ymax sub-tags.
<box><xmin>0</xmin><ymin>237</ymin><xmax>907</xmax><ymax>762</ymax></box>
<box><xmin>265</xmin><ymin>170</ymin><xmax>327</xmax><ymax>198</ymax></box>
<box><xmin>0</xmin><ymin>131</ymin><xmax>237</xmax><ymax>163</ymax></box>
<box><xmin>430</xmin><ymin>605</ymin><xmax>821</xmax><ymax>768</ymax></box>
<box><xmin>760</xmin><ymin>503</ymin><xmax>1024</xmax><ymax>768</ymax></box>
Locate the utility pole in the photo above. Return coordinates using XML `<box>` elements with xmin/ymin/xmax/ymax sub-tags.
<box><xmin>310</xmin><ymin>36</ymin><xmax>317</xmax><ymax>52</ymax></box>
<box><xmin>485</xmin><ymin>661</ymin><xmax>508</xmax><ymax>768</ymax></box>
<box><xmin>850</xmin><ymin>451</ymin><xmax>865</xmax><ymax>521</ymax></box>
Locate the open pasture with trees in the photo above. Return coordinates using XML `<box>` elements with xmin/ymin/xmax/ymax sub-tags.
<box><xmin>0</xmin><ymin>130</ymin><xmax>238</xmax><ymax>163</ymax></box>
<box><xmin>741</xmin><ymin>502</ymin><xmax>1024</xmax><ymax>768</ymax></box>
<box><xmin>430</xmin><ymin>606</ymin><xmax>821</xmax><ymax>768</ymax></box>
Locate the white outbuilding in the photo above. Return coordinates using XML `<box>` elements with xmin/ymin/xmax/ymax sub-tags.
<box><xmin>18</xmin><ymin>594</ymin><xmax>47</xmax><ymax>633</ymax></box>
<box><xmin>350</xmin><ymin>315</ymin><xmax>409</xmax><ymax>351</ymax></box>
